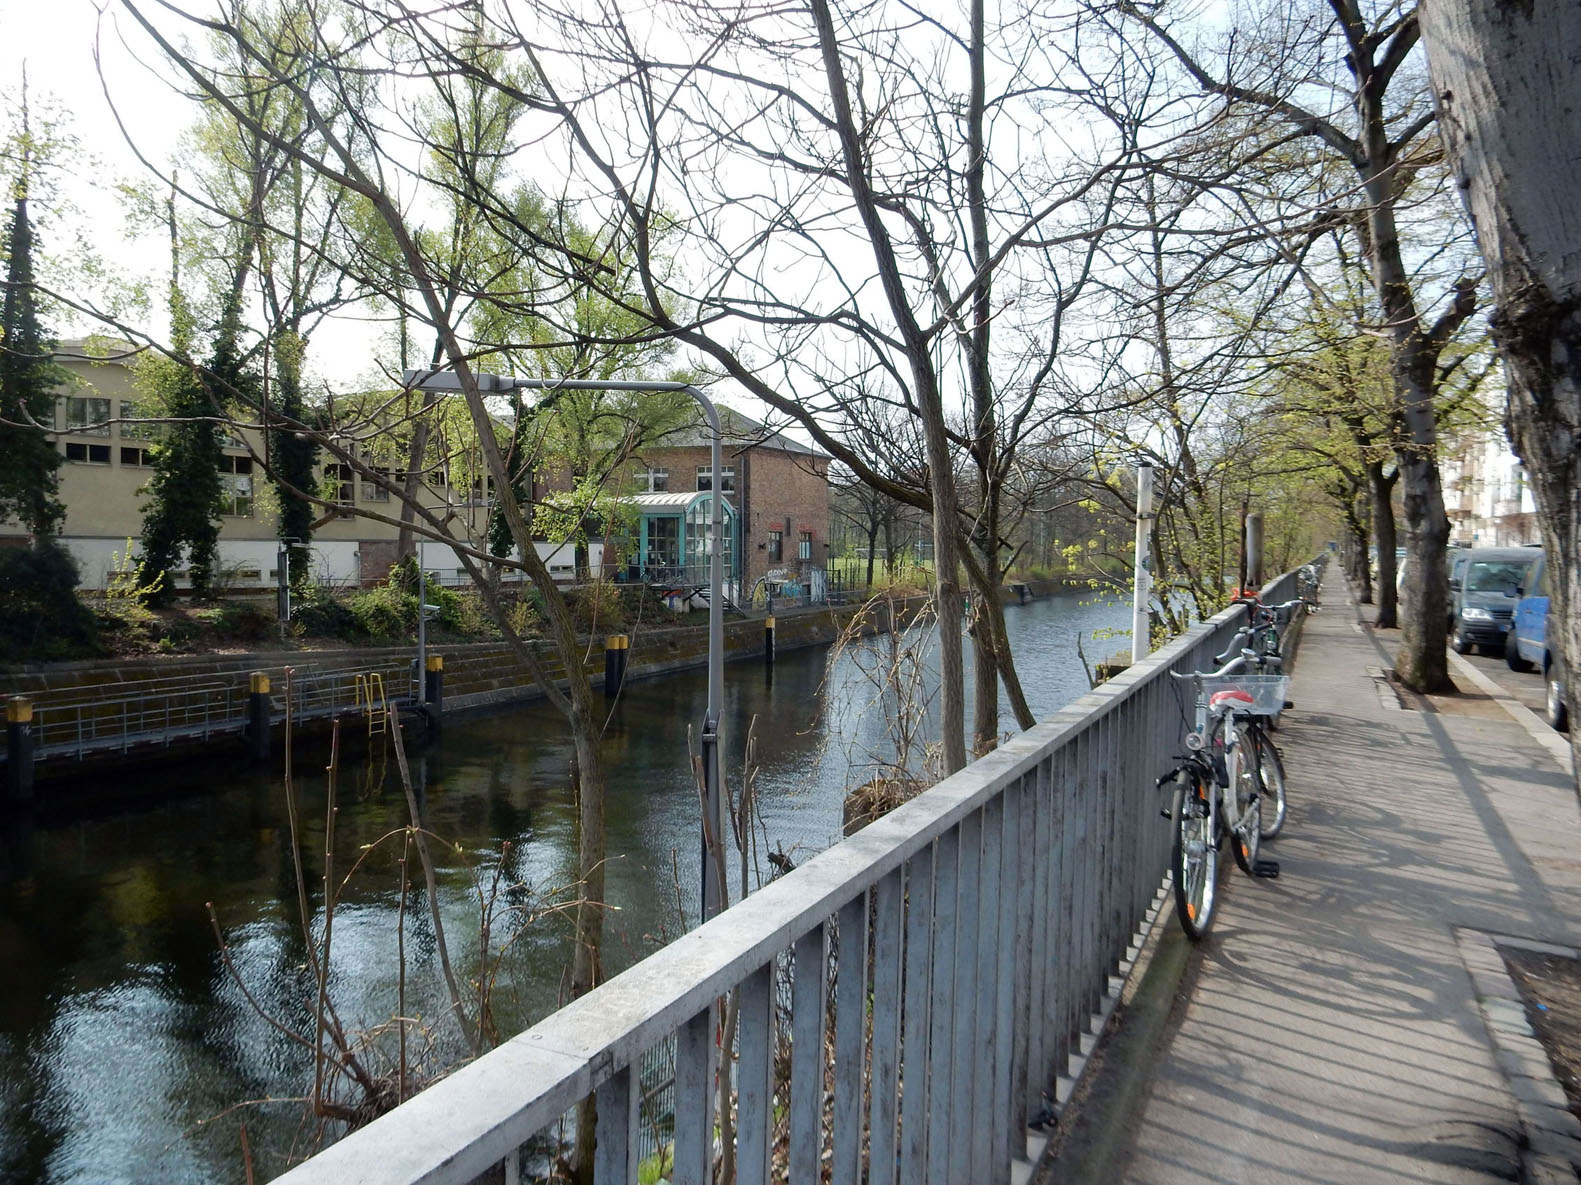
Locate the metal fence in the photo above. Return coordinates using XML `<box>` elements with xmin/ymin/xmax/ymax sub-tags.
<box><xmin>269</xmin><ymin>568</ymin><xmax>1310</xmax><ymax>1185</ymax></box>
<box><xmin>18</xmin><ymin>659</ymin><xmax>421</xmax><ymax>763</ymax></box>
<box><xmin>25</xmin><ymin>675</ymin><xmax>252</xmax><ymax>761</ymax></box>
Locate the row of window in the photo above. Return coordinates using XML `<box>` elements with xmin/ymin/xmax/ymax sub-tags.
<box><xmin>763</xmin><ymin>530</ymin><xmax>815</xmax><ymax>562</ymax></box>
<box><xmin>60</xmin><ymin>441</ymin><xmax>253</xmax><ymax>516</ymax></box>
<box><xmin>57</xmin><ymin>396</ymin><xmax>240</xmax><ymax>444</ymax></box>
<box><xmin>641</xmin><ymin>466</ymin><xmax>737</xmax><ymax>494</ymax></box>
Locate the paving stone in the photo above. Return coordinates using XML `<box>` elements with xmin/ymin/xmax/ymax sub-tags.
<box><xmin>1511</xmin><ymin>1073</ymin><xmax>1572</xmax><ymax>1111</ymax></box>
<box><xmin>1523</xmin><ymin>1102</ymin><xmax>1581</xmax><ymax>1140</ymax></box>
<box><xmin>1524</xmin><ymin>1125</ymin><xmax>1581</xmax><ymax>1164</ymax></box>
<box><xmin>1522</xmin><ymin>1155</ymin><xmax>1580</xmax><ymax>1185</ymax></box>
<box><xmin>1469</xmin><ymin>968</ymin><xmax>1524</xmax><ymax>1002</ymax></box>
<box><xmin>1496</xmin><ymin>1042</ymin><xmax>1560</xmax><ymax>1083</ymax></box>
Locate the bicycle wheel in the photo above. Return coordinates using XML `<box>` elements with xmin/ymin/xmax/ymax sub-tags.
<box><xmin>1226</xmin><ymin>724</ymin><xmax>1262</xmax><ymax>874</ymax></box>
<box><xmin>1247</xmin><ymin>723</ymin><xmax>1288</xmax><ymax>839</ymax></box>
<box><xmin>1171</xmin><ymin>768</ymin><xmax>1218</xmax><ymax>940</ymax></box>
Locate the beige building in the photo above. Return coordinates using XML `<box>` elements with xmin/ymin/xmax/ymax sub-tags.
<box><xmin>3</xmin><ymin>347</ymin><xmax>828</xmax><ymax>598</ymax></box>
<box><xmin>1</xmin><ymin>344</ymin><xmax>591</xmax><ymax>589</ymax></box>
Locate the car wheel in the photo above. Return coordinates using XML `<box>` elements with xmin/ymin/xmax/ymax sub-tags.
<box><xmin>1547</xmin><ymin>666</ymin><xmax>1570</xmax><ymax>732</ymax></box>
<box><xmin>1506</xmin><ymin>631</ymin><xmax>1535</xmax><ymax>673</ymax></box>
<box><xmin>1451</xmin><ymin>625</ymin><xmax>1473</xmax><ymax>655</ymax></box>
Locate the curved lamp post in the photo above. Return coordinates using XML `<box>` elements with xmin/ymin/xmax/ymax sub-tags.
<box><xmin>403</xmin><ymin>369</ymin><xmax>727</xmax><ymax>922</ymax></box>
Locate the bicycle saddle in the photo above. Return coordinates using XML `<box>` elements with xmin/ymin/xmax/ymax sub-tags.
<box><xmin>1209</xmin><ymin>688</ymin><xmax>1256</xmax><ymax>711</ymax></box>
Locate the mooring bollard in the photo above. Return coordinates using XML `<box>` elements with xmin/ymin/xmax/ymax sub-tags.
<box><xmin>245</xmin><ymin>673</ymin><xmax>272</xmax><ymax>764</ymax></box>
<box><xmin>424</xmin><ymin>655</ymin><xmax>444</xmax><ymax>734</ymax></box>
<box><xmin>764</xmin><ymin>615</ymin><xmax>776</xmax><ymax>666</ymax></box>
<box><xmin>604</xmin><ymin>634</ymin><xmax>629</xmax><ymax>697</ymax></box>
<box><xmin>6</xmin><ymin>696</ymin><xmax>35</xmax><ymax>804</ymax></box>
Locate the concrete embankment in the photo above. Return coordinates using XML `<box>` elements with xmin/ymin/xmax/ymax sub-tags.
<box><xmin>0</xmin><ymin>597</ymin><xmax>926</xmax><ymax>711</ymax></box>
<box><xmin>4</xmin><ymin>576</ymin><xmax>1102</xmax><ymax>708</ymax></box>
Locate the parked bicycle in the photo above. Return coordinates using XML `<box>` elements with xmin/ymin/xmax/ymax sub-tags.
<box><xmin>1213</xmin><ymin>595</ymin><xmax>1313</xmax><ymax>836</ymax></box>
<box><xmin>1158</xmin><ymin>655</ymin><xmax>1289</xmax><ymax>940</ymax></box>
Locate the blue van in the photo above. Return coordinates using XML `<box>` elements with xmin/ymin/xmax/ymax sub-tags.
<box><xmin>1507</xmin><ymin>551</ymin><xmax>1568</xmax><ymax>732</ymax></box>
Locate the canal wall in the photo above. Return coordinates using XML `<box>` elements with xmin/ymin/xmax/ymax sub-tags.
<box><xmin>0</xmin><ymin>595</ymin><xmax>933</xmax><ymax>720</ymax></box>
<box><xmin>1</xmin><ymin>580</ymin><xmax>1087</xmax><ymax>783</ymax></box>
<box><xmin>0</xmin><ymin>579</ymin><xmax>1094</xmax><ymax>709</ymax></box>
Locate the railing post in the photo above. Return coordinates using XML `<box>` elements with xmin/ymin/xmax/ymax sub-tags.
<box><xmin>424</xmin><ymin>656</ymin><xmax>444</xmax><ymax>735</ymax></box>
<box><xmin>6</xmin><ymin>697</ymin><xmax>35</xmax><ymax>804</ymax></box>
<box><xmin>246</xmin><ymin>673</ymin><xmax>273</xmax><ymax>764</ymax></box>
<box><xmin>604</xmin><ymin>634</ymin><xmax>628</xmax><ymax>697</ymax></box>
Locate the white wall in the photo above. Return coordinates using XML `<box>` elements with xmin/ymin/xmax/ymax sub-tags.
<box><xmin>61</xmin><ymin>536</ymin><xmax>601</xmax><ymax>590</ymax></box>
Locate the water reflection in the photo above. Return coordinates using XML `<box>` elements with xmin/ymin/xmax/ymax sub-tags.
<box><xmin>0</xmin><ymin>592</ymin><xmax>1126</xmax><ymax>1183</ymax></box>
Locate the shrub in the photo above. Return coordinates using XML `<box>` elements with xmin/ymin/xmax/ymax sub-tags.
<box><xmin>345</xmin><ymin>583</ymin><xmax>413</xmax><ymax>639</ymax></box>
<box><xmin>570</xmin><ymin>580</ymin><xmax>624</xmax><ymax>632</ymax></box>
<box><xmin>291</xmin><ymin>586</ymin><xmax>361</xmax><ymax>639</ymax></box>
<box><xmin>211</xmin><ymin>601</ymin><xmax>274</xmax><ymax>642</ymax></box>
<box><xmin>0</xmin><ymin>541</ymin><xmax>100</xmax><ymax>662</ymax></box>
<box><xmin>506</xmin><ymin>594</ymin><xmax>541</xmax><ymax>639</ymax></box>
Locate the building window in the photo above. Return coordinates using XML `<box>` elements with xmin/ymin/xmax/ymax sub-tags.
<box><xmin>224</xmin><ymin>476</ymin><xmax>254</xmax><ymax>518</ymax></box>
<box><xmin>363</xmin><ymin>468</ymin><xmax>390</xmax><ymax>502</ymax></box>
<box><xmin>65</xmin><ymin>442</ymin><xmax>111</xmax><ymax>464</ymax></box>
<box><xmin>219</xmin><ymin>454</ymin><xmax>254</xmax><ymax>475</ymax></box>
<box><xmin>120</xmin><ymin>446</ymin><xmax>157</xmax><ymax>468</ymax></box>
<box><xmin>326</xmin><ymin>463</ymin><xmax>354</xmax><ymax>506</ymax></box>
<box><xmin>118</xmin><ymin>400</ymin><xmax>160</xmax><ymax>441</ymax></box>
<box><xmin>65</xmin><ymin>396</ymin><xmax>111</xmax><ymax>436</ymax></box>
<box><xmin>695</xmin><ymin>465</ymin><xmax>735</xmax><ymax>493</ymax></box>
<box><xmin>799</xmin><ymin>531</ymin><xmax>813</xmax><ymax>561</ymax></box>
<box><xmin>767</xmin><ymin>529</ymin><xmax>783</xmax><ymax>562</ymax></box>
<box><xmin>642</xmin><ymin>466</ymin><xmax>669</xmax><ymax>493</ymax></box>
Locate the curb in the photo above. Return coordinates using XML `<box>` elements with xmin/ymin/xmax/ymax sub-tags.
<box><xmin>1455</xmin><ymin>928</ymin><xmax>1581</xmax><ymax>1183</ymax></box>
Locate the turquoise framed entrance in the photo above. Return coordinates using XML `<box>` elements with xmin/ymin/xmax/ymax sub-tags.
<box><xmin>626</xmin><ymin>491</ymin><xmax>739</xmax><ymax>599</ymax></box>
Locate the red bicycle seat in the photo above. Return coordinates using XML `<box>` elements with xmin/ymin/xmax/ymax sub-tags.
<box><xmin>1209</xmin><ymin>688</ymin><xmax>1256</xmax><ymax>711</ymax></box>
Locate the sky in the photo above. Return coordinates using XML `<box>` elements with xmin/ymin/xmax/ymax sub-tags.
<box><xmin>2</xmin><ymin>1</ymin><xmax>456</xmax><ymax>394</ymax></box>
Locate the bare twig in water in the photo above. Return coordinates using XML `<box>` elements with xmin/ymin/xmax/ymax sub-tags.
<box><xmin>389</xmin><ymin>705</ymin><xmax>478</xmax><ymax>1056</ymax></box>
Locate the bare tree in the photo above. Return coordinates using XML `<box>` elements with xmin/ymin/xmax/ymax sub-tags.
<box><xmin>1118</xmin><ymin>0</ymin><xmax>1481</xmax><ymax>689</ymax></box>
<box><xmin>109</xmin><ymin>11</ymin><xmax>636</xmax><ymax>1178</ymax></box>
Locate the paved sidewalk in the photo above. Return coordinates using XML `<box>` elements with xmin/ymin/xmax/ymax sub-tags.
<box><xmin>1051</xmin><ymin>573</ymin><xmax>1581</xmax><ymax>1183</ymax></box>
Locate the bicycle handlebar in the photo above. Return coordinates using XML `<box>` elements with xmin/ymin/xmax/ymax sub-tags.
<box><xmin>1170</xmin><ymin>652</ymin><xmax>1252</xmax><ymax>682</ymax></box>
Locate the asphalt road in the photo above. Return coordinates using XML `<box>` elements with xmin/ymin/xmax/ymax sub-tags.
<box><xmin>1455</xmin><ymin>635</ymin><xmax>1557</xmax><ymax>723</ymax></box>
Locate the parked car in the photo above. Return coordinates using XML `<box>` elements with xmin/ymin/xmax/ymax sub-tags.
<box><xmin>1447</xmin><ymin>547</ymin><xmax>1473</xmax><ymax>614</ymax></box>
<box><xmin>1449</xmin><ymin>546</ymin><xmax>1542</xmax><ymax>656</ymax></box>
<box><xmin>1508</xmin><ymin>551</ymin><xmax>1569</xmax><ymax>732</ymax></box>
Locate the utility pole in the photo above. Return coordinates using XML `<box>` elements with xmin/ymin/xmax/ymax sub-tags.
<box><xmin>1132</xmin><ymin>463</ymin><xmax>1154</xmax><ymax>663</ymax></box>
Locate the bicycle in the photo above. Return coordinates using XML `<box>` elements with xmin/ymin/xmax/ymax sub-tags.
<box><xmin>1213</xmin><ymin>596</ymin><xmax>1312</xmax><ymax>838</ymax></box>
<box><xmin>1158</xmin><ymin>656</ymin><xmax>1288</xmax><ymax>939</ymax></box>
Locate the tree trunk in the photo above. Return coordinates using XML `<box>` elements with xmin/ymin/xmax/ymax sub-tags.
<box><xmin>1421</xmin><ymin>0</ymin><xmax>1581</xmax><ymax>781</ymax></box>
<box><xmin>1393</xmin><ymin>450</ymin><xmax>1452</xmax><ymax>688</ymax></box>
<box><xmin>1340</xmin><ymin>493</ymin><xmax>1371</xmax><ymax>603</ymax></box>
<box><xmin>1367</xmin><ymin>464</ymin><xmax>1399</xmax><ymax>628</ymax></box>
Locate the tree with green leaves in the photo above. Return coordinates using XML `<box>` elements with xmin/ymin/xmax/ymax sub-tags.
<box><xmin>137</xmin><ymin>185</ymin><xmax>228</xmax><ymax>602</ymax></box>
<box><xmin>268</xmin><ymin>328</ymin><xmax>318</xmax><ymax>583</ymax></box>
<box><xmin>0</xmin><ymin>90</ymin><xmax>64</xmax><ymax>539</ymax></box>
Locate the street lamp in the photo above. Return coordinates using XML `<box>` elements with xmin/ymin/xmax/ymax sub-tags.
<box><xmin>402</xmin><ymin>368</ymin><xmax>728</xmax><ymax>922</ymax></box>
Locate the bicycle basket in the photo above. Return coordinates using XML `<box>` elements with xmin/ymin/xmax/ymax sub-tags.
<box><xmin>1199</xmin><ymin>674</ymin><xmax>1289</xmax><ymax>716</ymax></box>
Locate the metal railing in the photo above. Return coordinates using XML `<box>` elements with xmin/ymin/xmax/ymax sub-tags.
<box><xmin>15</xmin><ymin>659</ymin><xmax>422</xmax><ymax>763</ymax></box>
<box><xmin>25</xmin><ymin>675</ymin><xmax>252</xmax><ymax>761</ymax></box>
<box><xmin>262</xmin><ymin>569</ymin><xmax>1310</xmax><ymax>1185</ymax></box>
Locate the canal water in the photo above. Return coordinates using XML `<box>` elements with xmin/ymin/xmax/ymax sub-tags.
<box><xmin>0</xmin><ymin>592</ymin><xmax>1128</xmax><ymax>1184</ymax></box>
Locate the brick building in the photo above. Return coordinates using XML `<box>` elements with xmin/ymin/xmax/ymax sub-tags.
<box><xmin>634</xmin><ymin>408</ymin><xmax>830</xmax><ymax>594</ymax></box>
